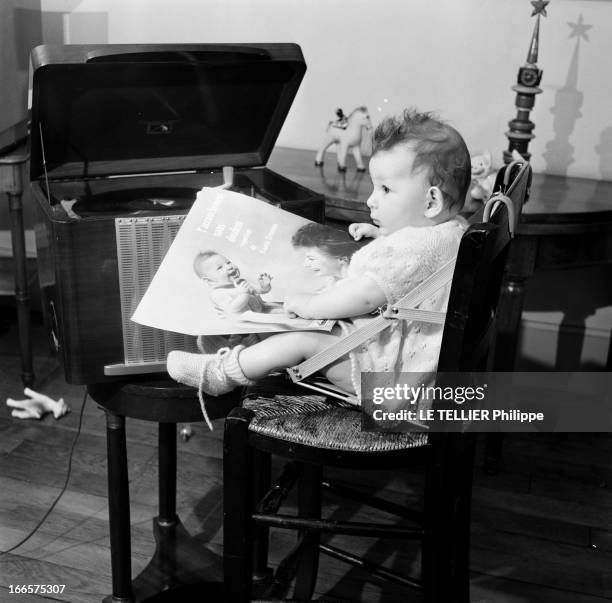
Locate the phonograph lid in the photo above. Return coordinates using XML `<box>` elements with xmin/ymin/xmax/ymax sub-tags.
<box><xmin>29</xmin><ymin>43</ymin><xmax>306</xmax><ymax>182</ymax></box>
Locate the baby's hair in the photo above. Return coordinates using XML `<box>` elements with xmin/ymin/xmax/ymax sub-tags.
<box><xmin>291</xmin><ymin>223</ymin><xmax>364</xmax><ymax>261</ymax></box>
<box><xmin>372</xmin><ymin>108</ymin><xmax>471</xmax><ymax>212</ymax></box>
<box><xmin>193</xmin><ymin>250</ymin><xmax>224</xmax><ymax>278</ymax></box>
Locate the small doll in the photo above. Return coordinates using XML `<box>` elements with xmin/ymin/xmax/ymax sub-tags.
<box><xmin>6</xmin><ymin>388</ymin><xmax>70</xmax><ymax>420</ymax></box>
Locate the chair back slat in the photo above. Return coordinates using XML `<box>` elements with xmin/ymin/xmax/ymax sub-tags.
<box><xmin>437</xmin><ymin>162</ymin><xmax>532</xmax><ymax>374</ymax></box>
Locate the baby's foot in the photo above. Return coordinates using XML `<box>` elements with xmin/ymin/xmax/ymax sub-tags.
<box><xmin>167</xmin><ymin>348</ymin><xmax>231</xmax><ymax>395</ymax></box>
<box><xmin>167</xmin><ymin>345</ymin><xmax>254</xmax><ymax>396</ymax></box>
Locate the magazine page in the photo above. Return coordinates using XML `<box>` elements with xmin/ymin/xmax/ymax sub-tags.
<box><xmin>132</xmin><ymin>187</ymin><xmax>359</xmax><ymax>336</ymax></box>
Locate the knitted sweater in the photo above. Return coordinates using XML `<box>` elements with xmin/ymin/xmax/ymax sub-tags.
<box><xmin>338</xmin><ymin>217</ymin><xmax>467</xmax><ymax>401</ymax></box>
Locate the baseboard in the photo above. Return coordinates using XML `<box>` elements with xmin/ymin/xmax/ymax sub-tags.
<box><xmin>0</xmin><ymin>229</ymin><xmax>37</xmax><ymax>259</ymax></box>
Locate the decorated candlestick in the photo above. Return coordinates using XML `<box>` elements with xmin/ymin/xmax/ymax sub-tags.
<box><xmin>504</xmin><ymin>0</ymin><xmax>549</xmax><ymax>164</ymax></box>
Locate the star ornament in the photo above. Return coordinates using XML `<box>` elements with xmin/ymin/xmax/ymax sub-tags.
<box><xmin>531</xmin><ymin>0</ymin><xmax>550</xmax><ymax>17</ymax></box>
<box><xmin>569</xmin><ymin>15</ymin><xmax>592</xmax><ymax>41</ymax></box>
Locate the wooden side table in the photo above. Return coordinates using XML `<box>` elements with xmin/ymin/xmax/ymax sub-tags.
<box><xmin>493</xmin><ymin>175</ymin><xmax>612</xmax><ymax>372</ymax></box>
<box><xmin>87</xmin><ymin>379</ymin><xmax>236</xmax><ymax>602</ymax></box>
<box><xmin>0</xmin><ymin>140</ymin><xmax>33</xmax><ymax>386</ymax></box>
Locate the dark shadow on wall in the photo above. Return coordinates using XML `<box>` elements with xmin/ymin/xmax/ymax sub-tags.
<box><xmin>575</xmin><ymin>128</ymin><xmax>612</xmax><ymax>372</ymax></box>
<box><xmin>524</xmin><ymin>15</ymin><xmax>612</xmax><ymax>371</ymax></box>
<box><xmin>594</xmin><ymin>126</ymin><xmax>612</xmax><ymax>181</ymax></box>
<box><xmin>541</xmin><ymin>15</ymin><xmax>588</xmax><ymax>179</ymax></box>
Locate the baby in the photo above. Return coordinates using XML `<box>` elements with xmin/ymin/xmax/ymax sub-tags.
<box><xmin>194</xmin><ymin>250</ymin><xmax>272</xmax><ymax>315</ymax></box>
<box><xmin>168</xmin><ymin>108</ymin><xmax>471</xmax><ymax>405</ymax></box>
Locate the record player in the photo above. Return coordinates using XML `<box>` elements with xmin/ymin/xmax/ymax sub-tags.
<box><xmin>30</xmin><ymin>43</ymin><xmax>324</xmax><ymax>384</ymax></box>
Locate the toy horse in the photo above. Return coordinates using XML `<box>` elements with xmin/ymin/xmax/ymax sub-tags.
<box><xmin>315</xmin><ymin>106</ymin><xmax>372</xmax><ymax>172</ymax></box>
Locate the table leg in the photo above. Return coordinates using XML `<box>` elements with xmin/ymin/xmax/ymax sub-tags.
<box><xmin>494</xmin><ymin>277</ymin><xmax>530</xmax><ymax>371</ymax></box>
<box><xmin>130</xmin><ymin>421</ymin><xmax>223</xmax><ymax>600</ymax></box>
<box><xmin>7</xmin><ymin>188</ymin><xmax>34</xmax><ymax>386</ymax></box>
<box><xmin>485</xmin><ymin>239</ymin><xmax>537</xmax><ymax>474</ymax></box>
<box><xmin>495</xmin><ymin>237</ymin><xmax>537</xmax><ymax>369</ymax></box>
<box><xmin>158</xmin><ymin>423</ymin><xmax>178</xmax><ymax>526</ymax></box>
<box><xmin>105</xmin><ymin>411</ymin><xmax>135</xmax><ymax>603</ymax></box>
<box><xmin>157</xmin><ymin>423</ymin><xmax>179</xmax><ymax>584</ymax></box>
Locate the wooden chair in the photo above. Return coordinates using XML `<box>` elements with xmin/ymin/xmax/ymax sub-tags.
<box><xmin>222</xmin><ymin>162</ymin><xmax>532</xmax><ymax>602</ymax></box>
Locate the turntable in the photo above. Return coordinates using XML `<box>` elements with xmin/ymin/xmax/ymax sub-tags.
<box><xmin>30</xmin><ymin>44</ymin><xmax>324</xmax><ymax>384</ymax></box>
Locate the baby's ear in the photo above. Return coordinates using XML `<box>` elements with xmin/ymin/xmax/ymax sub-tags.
<box><xmin>424</xmin><ymin>186</ymin><xmax>444</xmax><ymax>218</ymax></box>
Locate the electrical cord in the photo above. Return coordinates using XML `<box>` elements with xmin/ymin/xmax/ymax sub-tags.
<box><xmin>0</xmin><ymin>387</ymin><xmax>88</xmax><ymax>555</ymax></box>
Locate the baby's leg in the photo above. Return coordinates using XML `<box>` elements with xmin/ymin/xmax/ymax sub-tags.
<box><xmin>167</xmin><ymin>327</ymin><xmax>354</xmax><ymax>396</ymax></box>
<box><xmin>240</xmin><ymin>328</ymin><xmax>355</xmax><ymax>393</ymax></box>
<box><xmin>239</xmin><ymin>329</ymin><xmax>354</xmax><ymax>392</ymax></box>
<box><xmin>239</xmin><ymin>329</ymin><xmax>340</xmax><ymax>378</ymax></box>
<box><xmin>321</xmin><ymin>356</ymin><xmax>355</xmax><ymax>394</ymax></box>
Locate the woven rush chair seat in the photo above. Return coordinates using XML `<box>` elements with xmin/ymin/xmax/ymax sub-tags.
<box><xmin>243</xmin><ymin>375</ymin><xmax>428</xmax><ymax>452</ymax></box>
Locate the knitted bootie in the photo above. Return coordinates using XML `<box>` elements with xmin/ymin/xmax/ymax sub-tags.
<box><xmin>167</xmin><ymin>345</ymin><xmax>255</xmax><ymax>430</ymax></box>
<box><xmin>167</xmin><ymin>345</ymin><xmax>255</xmax><ymax>395</ymax></box>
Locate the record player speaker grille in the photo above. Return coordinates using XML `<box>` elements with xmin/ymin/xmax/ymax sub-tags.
<box><xmin>115</xmin><ymin>215</ymin><xmax>197</xmax><ymax>366</ymax></box>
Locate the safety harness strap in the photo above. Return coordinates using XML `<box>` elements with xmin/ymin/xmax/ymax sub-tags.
<box><xmin>287</xmin><ymin>257</ymin><xmax>456</xmax><ymax>382</ymax></box>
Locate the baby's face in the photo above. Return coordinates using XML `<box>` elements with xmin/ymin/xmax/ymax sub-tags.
<box><xmin>366</xmin><ymin>145</ymin><xmax>431</xmax><ymax>234</ymax></box>
<box><xmin>198</xmin><ymin>254</ymin><xmax>239</xmax><ymax>284</ymax></box>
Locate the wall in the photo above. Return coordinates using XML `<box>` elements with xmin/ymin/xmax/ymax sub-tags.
<box><xmin>34</xmin><ymin>0</ymin><xmax>612</xmax><ymax>367</ymax></box>
<box><xmin>1</xmin><ymin>0</ymin><xmax>42</xmax><ymax>136</ymax></box>
<box><xmin>40</xmin><ymin>0</ymin><xmax>612</xmax><ymax>180</ymax></box>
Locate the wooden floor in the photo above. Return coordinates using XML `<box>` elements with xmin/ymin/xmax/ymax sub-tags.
<box><xmin>1</xmin><ymin>308</ymin><xmax>611</xmax><ymax>602</ymax></box>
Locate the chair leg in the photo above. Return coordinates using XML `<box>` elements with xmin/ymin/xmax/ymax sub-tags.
<box><xmin>450</xmin><ymin>439</ymin><xmax>476</xmax><ymax>603</ymax></box>
<box><xmin>223</xmin><ymin>408</ymin><xmax>255</xmax><ymax>602</ymax></box>
<box><xmin>423</xmin><ymin>435</ymin><xmax>475</xmax><ymax>603</ymax></box>
<box><xmin>293</xmin><ymin>462</ymin><xmax>323</xmax><ymax>600</ymax></box>
<box><xmin>252</xmin><ymin>448</ymin><xmax>273</xmax><ymax>587</ymax></box>
<box><xmin>423</xmin><ymin>475</ymin><xmax>453</xmax><ymax>601</ymax></box>
<box><xmin>258</xmin><ymin>462</ymin><xmax>300</xmax><ymax>600</ymax></box>
<box><xmin>483</xmin><ymin>433</ymin><xmax>504</xmax><ymax>475</ymax></box>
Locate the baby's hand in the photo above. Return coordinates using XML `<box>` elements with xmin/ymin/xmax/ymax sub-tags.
<box><xmin>235</xmin><ymin>280</ymin><xmax>255</xmax><ymax>294</ymax></box>
<box><xmin>349</xmin><ymin>222</ymin><xmax>379</xmax><ymax>240</ymax></box>
<box><xmin>258</xmin><ymin>273</ymin><xmax>272</xmax><ymax>292</ymax></box>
